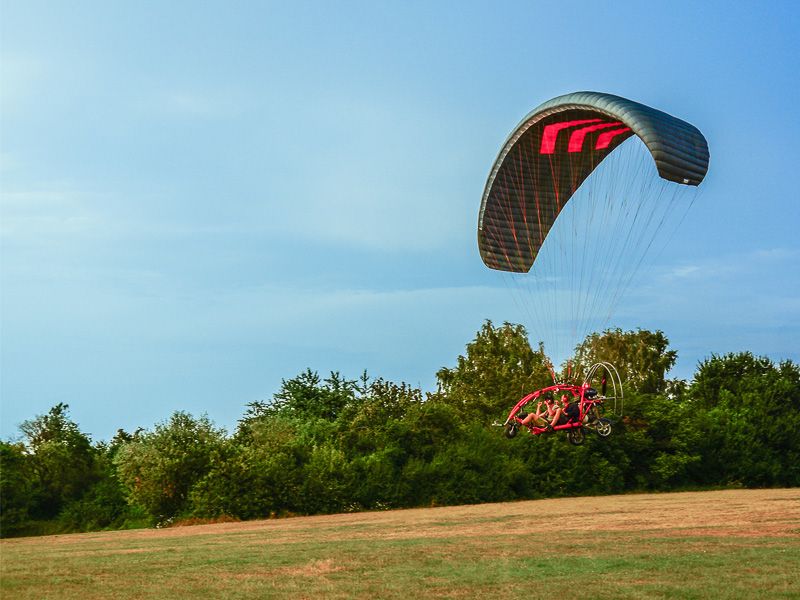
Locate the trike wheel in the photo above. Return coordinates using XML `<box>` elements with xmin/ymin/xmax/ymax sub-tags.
<box><xmin>567</xmin><ymin>427</ymin><xmax>586</xmax><ymax>446</ymax></box>
<box><xmin>596</xmin><ymin>418</ymin><xmax>613</xmax><ymax>437</ymax></box>
<box><xmin>505</xmin><ymin>423</ymin><xmax>518</xmax><ymax>439</ymax></box>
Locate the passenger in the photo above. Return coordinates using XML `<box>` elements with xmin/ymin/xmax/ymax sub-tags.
<box><xmin>520</xmin><ymin>394</ymin><xmax>565</xmax><ymax>431</ymax></box>
<box><xmin>563</xmin><ymin>396</ymin><xmax>581</xmax><ymax>423</ymax></box>
<box><xmin>548</xmin><ymin>395</ymin><xmax>569</xmax><ymax>428</ymax></box>
<box><xmin>519</xmin><ymin>397</ymin><xmax>550</xmax><ymax>429</ymax></box>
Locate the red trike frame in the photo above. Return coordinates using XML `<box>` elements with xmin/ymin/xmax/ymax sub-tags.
<box><xmin>505</xmin><ymin>384</ymin><xmax>601</xmax><ymax>434</ymax></box>
<box><xmin>495</xmin><ymin>362</ymin><xmax>623</xmax><ymax>442</ymax></box>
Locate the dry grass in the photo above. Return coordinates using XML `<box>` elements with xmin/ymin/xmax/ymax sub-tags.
<box><xmin>2</xmin><ymin>489</ymin><xmax>799</xmax><ymax>599</ymax></box>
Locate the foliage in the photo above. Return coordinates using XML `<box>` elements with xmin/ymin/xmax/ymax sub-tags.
<box><xmin>189</xmin><ymin>417</ymin><xmax>307</xmax><ymax>520</ymax></box>
<box><xmin>16</xmin><ymin>403</ymin><xmax>99</xmax><ymax>520</ymax></box>
<box><xmin>686</xmin><ymin>352</ymin><xmax>800</xmax><ymax>487</ymax></box>
<box><xmin>56</xmin><ymin>440</ymin><xmax>142</xmax><ymax>533</ymax></box>
<box><xmin>573</xmin><ymin>328</ymin><xmax>677</xmax><ymax>394</ymax></box>
<box><xmin>0</xmin><ymin>441</ymin><xmax>33</xmax><ymax>536</ymax></box>
<box><xmin>1</xmin><ymin>405</ymin><xmax>140</xmax><ymax>537</ymax></box>
<box><xmin>4</xmin><ymin>326</ymin><xmax>799</xmax><ymax>538</ymax></box>
<box><xmin>239</xmin><ymin>369</ymin><xmax>361</xmax><ymax>428</ymax></box>
<box><xmin>114</xmin><ymin>412</ymin><xmax>227</xmax><ymax>525</ymax></box>
<box><xmin>436</xmin><ymin>321</ymin><xmax>552</xmax><ymax>423</ymax></box>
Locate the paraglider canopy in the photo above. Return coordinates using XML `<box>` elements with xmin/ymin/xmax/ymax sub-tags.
<box><xmin>478</xmin><ymin>91</ymin><xmax>710</xmax><ymax>273</ymax></box>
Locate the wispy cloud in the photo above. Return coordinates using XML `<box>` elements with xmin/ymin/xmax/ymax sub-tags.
<box><xmin>630</xmin><ymin>250</ymin><xmax>798</xmax><ymax>324</ymax></box>
<box><xmin>617</xmin><ymin>248</ymin><xmax>800</xmax><ymax>377</ymax></box>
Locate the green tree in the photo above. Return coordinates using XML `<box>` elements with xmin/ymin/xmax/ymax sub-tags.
<box><xmin>570</xmin><ymin>329</ymin><xmax>701</xmax><ymax>489</ymax></box>
<box><xmin>239</xmin><ymin>369</ymin><xmax>360</xmax><ymax>432</ymax></box>
<box><xmin>56</xmin><ymin>432</ymin><xmax>143</xmax><ymax>533</ymax></box>
<box><xmin>573</xmin><ymin>328</ymin><xmax>678</xmax><ymax>394</ymax></box>
<box><xmin>611</xmin><ymin>392</ymin><xmax>700</xmax><ymax>490</ymax></box>
<box><xmin>686</xmin><ymin>353</ymin><xmax>800</xmax><ymax>487</ymax></box>
<box><xmin>436</xmin><ymin>321</ymin><xmax>552</xmax><ymax>423</ymax></box>
<box><xmin>337</xmin><ymin>378</ymin><xmax>423</xmax><ymax>455</ymax></box>
<box><xmin>114</xmin><ymin>412</ymin><xmax>227</xmax><ymax>524</ymax></box>
<box><xmin>0</xmin><ymin>441</ymin><xmax>33</xmax><ymax>536</ymax></box>
<box><xmin>17</xmin><ymin>403</ymin><xmax>98</xmax><ymax>520</ymax></box>
<box><xmin>189</xmin><ymin>416</ymin><xmax>309</xmax><ymax>520</ymax></box>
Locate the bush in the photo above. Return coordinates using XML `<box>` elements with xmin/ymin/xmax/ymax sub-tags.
<box><xmin>114</xmin><ymin>412</ymin><xmax>227</xmax><ymax>524</ymax></box>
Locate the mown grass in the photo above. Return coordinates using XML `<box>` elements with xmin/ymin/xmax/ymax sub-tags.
<box><xmin>3</xmin><ymin>493</ymin><xmax>799</xmax><ymax>600</ymax></box>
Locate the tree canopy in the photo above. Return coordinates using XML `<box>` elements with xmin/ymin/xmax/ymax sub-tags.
<box><xmin>2</xmin><ymin>325</ymin><xmax>797</xmax><ymax>538</ymax></box>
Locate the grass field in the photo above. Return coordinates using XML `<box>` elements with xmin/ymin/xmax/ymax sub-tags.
<box><xmin>2</xmin><ymin>489</ymin><xmax>799</xmax><ymax>599</ymax></box>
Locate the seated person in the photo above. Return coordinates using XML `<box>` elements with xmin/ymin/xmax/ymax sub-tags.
<box><xmin>563</xmin><ymin>397</ymin><xmax>581</xmax><ymax>423</ymax></box>
<box><xmin>519</xmin><ymin>399</ymin><xmax>550</xmax><ymax>428</ymax></box>
<box><xmin>520</xmin><ymin>394</ymin><xmax>562</xmax><ymax>430</ymax></box>
<box><xmin>548</xmin><ymin>395</ymin><xmax>569</xmax><ymax>427</ymax></box>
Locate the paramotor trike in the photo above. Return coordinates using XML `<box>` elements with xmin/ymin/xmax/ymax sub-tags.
<box><xmin>494</xmin><ymin>363</ymin><xmax>623</xmax><ymax>446</ymax></box>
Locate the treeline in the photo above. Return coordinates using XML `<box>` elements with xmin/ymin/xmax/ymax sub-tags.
<box><xmin>2</xmin><ymin>322</ymin><xmax>799</xmax><ymax>538</ymax></box>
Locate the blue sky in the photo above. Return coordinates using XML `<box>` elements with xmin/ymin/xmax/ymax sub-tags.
<box><xmin>2</xmin><ymin>1</ymin><xmax>799</xmax><ymax>442</ymax></box>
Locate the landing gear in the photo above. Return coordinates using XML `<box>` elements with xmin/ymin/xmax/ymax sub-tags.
<box><xmin>567</xmin><ymin>427</ymin><xmax>586</xmax><ymax>446</ymax></box>
<box><xmin>596</xmin><ymin>418</ymin><xmax>613</xmax><ymax>437</ymax></box>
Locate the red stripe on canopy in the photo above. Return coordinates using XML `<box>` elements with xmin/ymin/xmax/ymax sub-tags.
<box><xmin>568</xmin><ymin>122</ymin><xmax>623</xmax><ymax>152</ymax></box>
<box><xmin>540</xmin><ymin>119</ymin><xmax>601</xmax><ymax>154</ymax></box>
